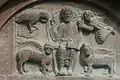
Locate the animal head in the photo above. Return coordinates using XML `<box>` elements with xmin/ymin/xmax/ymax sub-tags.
<box><xmin>44</xmin><ymin>44</ymin><xmax>54</xmax><ymax>55</ymax></box>
<box><xmin>81</xmin><ymin>43</ymin><xmax>93</xmax><ymax>57</ymax></box>
<box><xmin>83</xmin><ymin>10</ymin><xmax>96</xmax><ymax>22</ymax></box>
<box><xmin>106</xmin><ymin>27</ymin><xmax>115</xmax><ymax>35</ymax></box>
<box><xmin>40</xmin><ymin>58</ymin><xmax>53</xmax><ymax>75</ymax></box>
<box><xmin>39</xmin><ymin>12</ymin><xmax>49</xmax><ymax>24</ymax></box>
<box><xmin>15</xmin><ymin>13</ymin><xmax>26</xmax><ymax>24</ymax></box>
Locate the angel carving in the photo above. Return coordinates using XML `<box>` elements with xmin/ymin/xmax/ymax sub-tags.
<box><xmin>77</xmin><ymin>10</ymin><xmax>115</xmax><ymax>44</ymax></box>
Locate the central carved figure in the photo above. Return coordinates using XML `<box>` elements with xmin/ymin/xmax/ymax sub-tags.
<box><xmin>51</xmin><ymin>7</ymin><xmax>82</xmax><ymax>76</ymax></box>
<box><xmin>48</xmin><ymin>7</ymin><xmax>76</xmax><ymax>75</ymax></box>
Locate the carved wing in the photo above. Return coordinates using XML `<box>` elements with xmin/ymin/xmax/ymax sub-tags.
<box><xmin>49</xmin><ymin>9</ymin><xmax>61</xmax><ymax>42</ymax></box>
<box><xmin>95</xmin><ymin>29</ymin><xmax>111</xmax><ymax>44</ymax></box>
<box><xmin>50</xmin><ymin>9</ymin><xmax>60</xmax><ymax>27</ymax></box>
<box><xmin>94</xmin><ymin>21</ymin><xmax>114</xmax><ymax>44</ymax></box>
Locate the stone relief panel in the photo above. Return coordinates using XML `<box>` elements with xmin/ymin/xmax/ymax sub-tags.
<box><xmin>14</xmin><ymin>3</ymin><xmax>118</xmax><ymax>78</ymax></box>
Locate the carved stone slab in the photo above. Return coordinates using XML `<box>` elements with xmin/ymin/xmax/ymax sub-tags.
<box><xmin>1</xmin><ymin>1</ymin><xmax>120</xmax><ymax>80</ymax></box>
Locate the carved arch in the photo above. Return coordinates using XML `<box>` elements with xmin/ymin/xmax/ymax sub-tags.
<box><xmin>0</xmin><ymin>0</ymin><xmax>120</xmax><ymax>31</ymax></box>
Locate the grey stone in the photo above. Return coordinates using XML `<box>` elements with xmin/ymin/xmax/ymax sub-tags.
<box><xmin>0</xmin><ymin>18</ymin><xmax>14</xmax><ymax>75</ymax></box>
<box><xmin>7</xmin><ymin>75</ymin><xmax>23</xmax><ymax>80</ymax></box>
<box><xmin>0</xmin><ymin>76</ymin><xmax>6</xmax><ymax>80</ymax></box>
<box><xmin>0</xmin><ymin>1</ymin><xmax>120</xmax><ymax>80</ymax></box>
<box><xmin>14</xmin><ymin>4</ymin><xmax>118</xmax><ymax>77</ymax></box>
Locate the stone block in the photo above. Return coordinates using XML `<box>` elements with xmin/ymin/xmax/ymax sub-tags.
<box><xmin>0</xmin><ymin>18</ymin><xmax>14</xmax><ymax>75</ymax></box>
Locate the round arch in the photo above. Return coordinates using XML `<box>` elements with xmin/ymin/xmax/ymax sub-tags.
<box><xmin>0</xmin><ymin>0</ymin><xmax>119</xmax><ymax>30</ymax></box>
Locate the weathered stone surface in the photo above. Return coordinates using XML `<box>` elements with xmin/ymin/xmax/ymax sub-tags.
<box><xmin>0</xmin><ymin>76</ymin><xmax>6</xmax><ymax>80</ymax></box>
<box><xmin>5</xmin><ymin>75</ymin><xmax>120</xmax><ymax>80</ymax></box>
<box><xmin>0</xmin><ymin>1</ymin><xmax>120</xmax><ymax>80</ymax></box>
<box><xmin>12</xmin><ymin>3</ymin><xmax>117</xmax><ymax>77</ymax></box>
<box><xmin>7</xmin><ymin>75</ymin><xmax>23</xmax><ymax>80</ymax></box>
<box><xmin>0</xmin><ymin>18</ymin><xmax>14</xmax><ymax>75</ymax></box>
<box><xmin>116</xmin><ymin>26</ymin><xmax>120</xmax><ymax>75</ymax></box>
